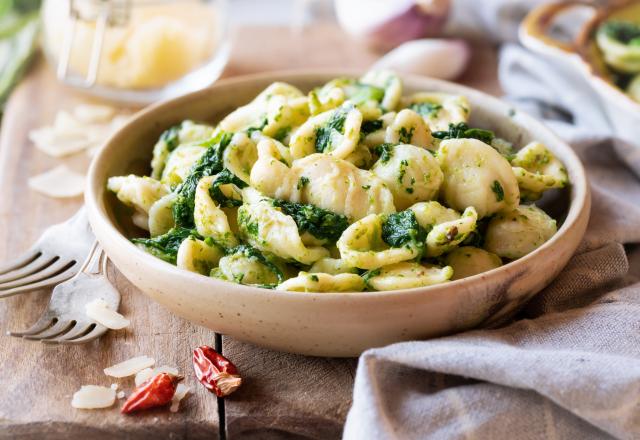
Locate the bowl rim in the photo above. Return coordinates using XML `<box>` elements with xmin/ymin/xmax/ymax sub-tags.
<box><xmin>86</xmin><ymin>69</ymin><xmax>591</xmax><ymax>301</ymax></box>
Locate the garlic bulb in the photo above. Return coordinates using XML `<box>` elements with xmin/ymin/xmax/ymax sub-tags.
<box><xmin>373</xmin><ymin>39</ymin><xmax>470</xmax><ymax>80</ymax></box>
<box><xmin>334</xmin><ymin>0</ymin><xmax>451</xmax><ymax>51</ymax></box>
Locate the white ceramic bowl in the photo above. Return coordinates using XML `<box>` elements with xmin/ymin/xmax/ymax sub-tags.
<box><xmin>86</xmin><ymin>71</ymin><xmax>590</xmax><ymax>357</ymax></box>
<box><xmin>520</xmin><ymin>1</ymin><xmax>640</xmax><ymax>174</ymax></box>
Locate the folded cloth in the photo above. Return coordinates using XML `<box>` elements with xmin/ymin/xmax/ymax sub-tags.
<box><xmin>343</xmin><ymin>30</ymin><xmax>640</xmax><ymax>440</ymax></box>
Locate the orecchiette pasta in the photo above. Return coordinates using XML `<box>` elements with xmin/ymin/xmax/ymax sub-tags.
<box><xmin>371</xmin><ymin>144</ymin><xmax>443</xmax><ymax>210</ymax></box>
<box><xmin>219</xmin><ymin>82</ymin><xmax>305</xmax><ymax>133</ymax></box>
<box><xmin>308</xmin><ymin>258</ymin><xmax>359</xmax><ymax>275</ymax></box>
<box><xmin>425</xmin><ymin>207</ymin><xmax>478</xmax><ymax>257</ymax></box>
<box><xmin>309</xmin><ymin>83</ymin><xmax>346</xmax><ymax>115</ymax></box>
<box><xmin>111</xmin><ymin>71</ymin><xmax>568</xmax><ymax>293</ymax></box>
<box><xmin>262</xmin><ymin>94</ymin><xmax>310</xmax><ymax>142</ymax></box>
<box><xmin>289</xmin><ymin>105</ymin><xmax>363</xmax><ymax>160</ymax></box>
<box><xmin>337</xmin><ymin>214</ymin><xmax>422</xmax><ymax>270</ymax></box>
<box><xmin>409</xmin><ymin>201</ymin><xmax>460</xmax><ymax>228</ymax></box>
<box><xmin>148</xmin><ymin>192</ymin><xmax>177</xmax><ymax>237</ymax></box>
<box><xmin>384</xmin><ymin>109</ymin><xmax>432</xmax><ymax>149</ymax></box>
<box><xmin>444</xmin><ymin>246</ymin><xmax>502</xmax><ymax>280</ymax></box>
<box><xmin>510</xmin><ymin>142</ymin><xmax>568</xmax><ymax>201</ymax></box>
<box><xmin>403</xmin><ymin>92</ymin><xmax>470</xmax><ymax>132</ymax></box>
<box><xmin>238</xmin><ymin>188</ymin><xmax>329</xmax><ymax>265</ymax></box>
<box><xmin>277</xmin><ymin>272</ymin><xmax>365</xmax><ymax>292</ymax></box>
<box><xmin>193</xmin><ymin>175</ymin><xmax>239</xmax><ymax>249</ymax></box>
<box><xmin>360</xmin><ymin>70</ymin><xmax>403</xmax><ymax>111</ymax></box>
<box><xmin>161</xmin><ymin>144</ymin><xmax>207</xmax><ymax>187</ymax></box>
<box><xmin>438</xmin><ymin>138</ymin><xmax>520</xmax><ymax>218</ymax></box>
<box><xmin>251</xmin><ymin>152</ymin><xmax>396</xmax><ymax>222</ymax></box>
<box><xmin>177</xmin><ymin>237</ymin><xmax>224</xmax><ymax>275</ymax></box>
<box><xmin>222</xmin><ymin>132</ymin><xmax>258</xmax><ymax>185</ymax></box>
<box><xmin>213</xmin><ymin>252</ymin><xmax>281</xmax><ymax>287</ymax></box>
<box><xmin>108</xmin><ymin>175</ymin><xmax>169</xmax><ymax>231</ymax></box>
<box><xmin>365</xmin><ymin>262</ymin><xmax>453</xmax><ymax>291</ymax></box>
<box><xmin>361</xmin><ymin>111</ymin><xmax>396</xmax><ymax>148</ymax></box>
<box><xmin>483</xmin><ymin>205</ymin><xmax>557</xmax><ymax>259</ymax></box>
<box><xmin>150</xmin><ymin>120</ymin><xmax>215</xmax><ymax>179</ymax></box>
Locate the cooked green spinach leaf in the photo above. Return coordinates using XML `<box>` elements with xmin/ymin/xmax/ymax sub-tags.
<box><xmin>132</xmin><ymin>227</ymin><xmax>199</xmax><ymax>264</ymax></box>
<box><xmin>172</xmin><ymin>131</ymin><xmax>233</xmax><ymax>228</ymax></box>
<box><xmin>410</xmin><ymin>102</ymin><xmax>442</xmax><ymax>117</ymax></box>
<box><xmin>208</xmin><ymin>169</ymin><xmax>247</xmax><ymax>208</ymax></box>
<box><xmin>349</xmin><ymin>83</ymin><xmax>385</xmax><ymax>105</ymax></box>
<box><xmin>271</xmin><ymin>199</ymin><xmax>349</xmax><ymax>241</ymax></box>
<box><xmin>600</xmin><ymin>21</ymin><xmax>640</xmax><ymax>45</ymax></box>
<box><xmin>226</xmin><ymin>244</ymin><xmax>285</xmax><ymax>287</ymax></box>
<box><xmin>160</xmin><ymin>124</ymin><xmax>181</xmax><ymax>152</ymax></box>
<box><xmin>315</xmin><ymin>106</ymin><xmax>349</xmax><ymax>153</ymax></box>
<box><xmin>381</xmin><ymin>210</ymin><xmax>427</xmax><ymax>251</ymax></box>
<box><xmin>432</xmin><ymin>122</ymin><xmax>495</xmax><ymax>144</ymax></box>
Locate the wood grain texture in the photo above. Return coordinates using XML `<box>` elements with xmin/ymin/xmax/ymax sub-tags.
<box><xmin>222</xmin><ymin>339</ymin><xmax>357</xmax><ymax>439</ymax></box>
<box><xmin>0</xmin><ymin>60</ymin><xmax>220</xmax><ymax>440</ymax></box>
<box><xmin>0</xmin><ymin>22</ymin><xmax>501</xmax><ymax>440</ymax></box>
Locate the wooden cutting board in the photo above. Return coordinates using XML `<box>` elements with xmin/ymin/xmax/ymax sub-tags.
<box><xmin>0</xmin><ymin>24</ymin><xmax>500</xmax><ymax>439</ymax></box>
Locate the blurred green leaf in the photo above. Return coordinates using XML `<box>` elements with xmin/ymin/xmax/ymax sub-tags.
<box><xmin>0</xmin><ymin>0</ymin><xmax>40</xmax><ymax>111</ymax></box>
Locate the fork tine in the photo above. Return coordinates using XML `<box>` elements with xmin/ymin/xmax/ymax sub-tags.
<box><xmin>0</xmin><ymin>259</ymin><xmax>77</xmax><ymax>290</ymax></box>
<box><xmin>41</xmin><ymin>322</ymin><xmax>95</xmax><ymax>344</ymax></box>
<box><xmin>58</xmin><ymin>323</ymin><xmax>109</xmax><ymax>345</ymax></box>
<box><xmin>0</xmin><ymin>249</ymin><xmax>40</xmax><ymax>275</ymax></box>
<box><xmin>0</xmin><ymin>271</ymin><xmax>75</xmax><ymax>299</ymax></box>
<box><xmin>9</xmin><ymin>316</ymin><xmax>56</xmax><ymax>337</ymax></box>
<box><xmin>0</xmin><ymin>254</ymin><xmax>56</xmax><ymax>284</ymax></box>
<box><xmin>23</xmin><ymin>320</ymin><xmax>75</xmax><ymax>341</ymax></box>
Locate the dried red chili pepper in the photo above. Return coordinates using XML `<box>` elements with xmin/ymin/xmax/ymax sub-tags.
<box><xmin>192</xmin><ymin>345</ymin><xmax>242</xmax><ymax>397</ymax></box>
<box><xmin>121</xmin><ymin>373</ymin><xmax>183</xmax><ymax>414</ymax></box>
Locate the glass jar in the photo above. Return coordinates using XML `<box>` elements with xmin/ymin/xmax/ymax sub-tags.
<box><xmin>41</xmin><ymin>0</ymin><xmax>229</xmax><ymax>104</ymax></box>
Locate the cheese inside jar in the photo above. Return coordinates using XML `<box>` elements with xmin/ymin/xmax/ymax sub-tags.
<box><xmin>42</xmin><ymin>0</ymin><xmax>228</xmax><ymax>100</ymax></box>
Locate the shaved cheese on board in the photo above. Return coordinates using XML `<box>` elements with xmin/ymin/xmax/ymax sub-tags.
<box><xmin>28</xmin><ymin>165</ymin><xmax>85</xmax><ymax>198</ymax></box>
<box><xmin>170</xmin><ymin>384</ymin><xmax>190</xmax><ymax>413</ymax></box>
<box><xmin>29</xmin><ymin>126</ymin><xmax>92</xmax><ymax>157</ymax></box>
<box><xmin>71</xmin><ymin>385</ymin><xmax>116</xmax><ymax>409</ymax></box>
<box><xmin>104</xmin><ymin>356</ymin><xmax>155</xmax><ymax>378</ymax></box>
<box><xmin>73</xmin><ymin>104</ymin><xmax>117</xmax><ymax>124</ymax></box>
<box><xmin>134</xmin><ymin>365</ymin><xmax>180</xmax><ymax>386</ymax></box>
<box><xmin>134</xmin><ymin>368</ymin><xmax>154</xmax><ymax>386</ymax></box>
<box><xmin>28</xmin><ymin>105</ymin><xmax>129</xmax><ymax>159</ymax></box>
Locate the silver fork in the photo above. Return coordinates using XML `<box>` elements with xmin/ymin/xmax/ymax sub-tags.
<box><xmin>10</xmin><ymin>240</ymin><xmax>121</xmax><ymax>344</ymax></box>
<box><xmin>0</xmin><ymin>208</ymin><xmax>94</xmax><ymax>298</ymax></box>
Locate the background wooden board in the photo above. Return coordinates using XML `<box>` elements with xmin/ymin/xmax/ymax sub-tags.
<box><xmin>0</xmin><ymin>23</ymin><xmax>500</xmax><ymax>439</ymax></box>
<box><xmin>0</xmin><ymin>61</ymin><xmax>221</xmax><ymax>440</ymax></box>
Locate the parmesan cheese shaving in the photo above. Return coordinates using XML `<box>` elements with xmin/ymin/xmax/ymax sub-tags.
<box><xmin>28</xmin><ymin>165</ymin><xmax>85</xmax><ymax>198</ymax></box>
<box><xmin>134</xmin><ymin>368</ymin><xmax>154</xmax><ymax>386</ymax></box>
<box><xmin>28</xmin><ymin>106</ymin><xmax>129</xmax><ymax>159</ymax></box>
<box><xmin>71</xmin><ymin>385</ymin><xmax>116</xmax><ymax>409</ymax></box>
<box><xmin>74</xmin><ymin>104</ymin><xmax>117</xmax><ymax>124</ymax></box>
<box><xmin>29</xmin><ymin>126</ymin><xmax>92</xmax><ymax>157</ymax></box>
<box><xmin>116</xmin><ymin>391</ymin><xmax>125</xmax><ymax>399</ymax></box>
<box><xmin>134</xmin><ymin>365</ymin><xmax>179</xmax><ymax>386</ymax></box>
<box><xmin>85</xmin><ymin>299</ymin><xmax>130</xmax><ymax>330</ymax></box>
<box><xmin>104</xmin><ymin>356</ymin><xmax>155</xmax><ymax>378</ymax></box>
<box><xmin>170</xmin><ymin>384</ymin><xmax>190</xmax><ymax>413</ymax></box>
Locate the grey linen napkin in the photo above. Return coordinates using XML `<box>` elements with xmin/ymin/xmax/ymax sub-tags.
<box><xmin>343</xmin><ymin>36</ymin><xmax>640</xmax><ymax>440</ymax></box>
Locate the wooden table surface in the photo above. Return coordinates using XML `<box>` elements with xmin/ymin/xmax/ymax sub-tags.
<box><xmin>0</xmin><ymin>24</ymin><xmax>500</xmax><ymax>439</ymax></box>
